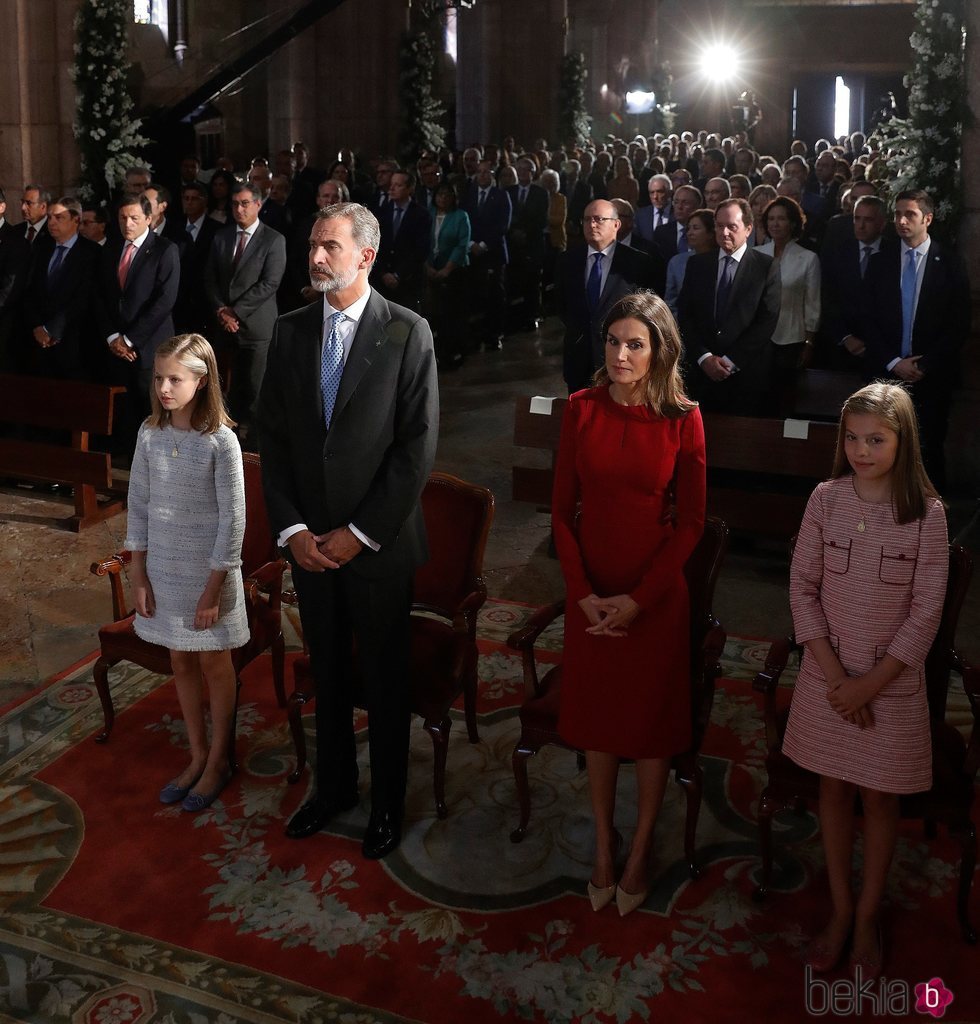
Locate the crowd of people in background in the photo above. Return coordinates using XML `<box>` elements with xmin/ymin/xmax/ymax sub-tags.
<box><xmin>0</xmin><ymin>125</ymin><xmax>969</xmax><ymax>483</ymax></box>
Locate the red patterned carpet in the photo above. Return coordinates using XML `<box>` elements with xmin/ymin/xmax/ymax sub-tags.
<box><xmin>0</xmin><ymin>600</ymin><xmax>976</xmax><ymax>1023</ymax></box>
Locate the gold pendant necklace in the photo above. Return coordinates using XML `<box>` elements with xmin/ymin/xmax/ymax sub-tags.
<box><xmin>857</xmin><ymin>518</ymin><xmax>866</xmax><ymax>533</ymax></box>
<box><xmin>170</xmin><ymin>428</ymin><xmax>180</xmax><ymax>458</ymax></box>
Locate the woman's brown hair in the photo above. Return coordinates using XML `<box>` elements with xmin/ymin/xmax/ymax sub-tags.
<box><xmin>594</xmin><ymin>291</ymin><xmax>697</xmax><ymax>418</ymax></box>
<box><xmin>830</xmin><ymin>381</ymin><xmax>939</xmax><ymax>524</ymax></box>
<box><xmin>147</xmin><ymin>333</ymin><xmax>234</xmax><ymax>433</ymax></box>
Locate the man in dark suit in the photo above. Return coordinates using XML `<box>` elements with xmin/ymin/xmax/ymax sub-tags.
<box><xmin>611</xmin><ymin>200</ymin><xmax>667</xmax><ymax>291</ymax></box>
<box><xmin>257</xmin><ymin>202</ymin><xmax>438</xmax><ymax>859</ymax></box>
<box><xmin>634</xmin><ymin>175</ymin><xmax>673</xmax><ymax>243</ymax></box>
<box><xmin>97</xmin><ymin>194</ymin><xmax>180</xmax><ymax>439</ymax></box>
<box><xmin>555</xmin><ymin>198</ymin><xmax>659</xmax><ymax>393</ymax></box>
<box><xmin>173</xmin><ymin>182</ymin><xmax>220</xmax><ymax>334</ymax></box>
<box><xmin>369</xmin><ymin>170</ymin><xmax>431</xmax><ymax>312</ymax></box>
<box><xmin>505</xmin><ymin>157</ymin><xmax>549</xmax><ymax>331</ymax></box>
<box><xmin>25</xmin><ymin>197</ymin><xmax>101</xmax><ymax>380</ymax></box>
<box><xmin>205</xmin><ymin>182</ymin><xmax>287</xmax><ymax>442</ymax></box>
<box><xmin>653</xmin><ymin>184</ymin><xmax>702</xmax><ymax>262</ymax></box>
<box><xmin>819</xmin><ymin>194</ymin><xmax>890</xmax><ymax>370</ymax></box>
<box><xmin>461</xmin><ymin>159</ymin><xmax>512</xmax><ymax>349</ymax></box>
<box><xmin>678</xmin><ymin>197</ymin><xmax>780</xmax><ymax>414</ymax></box>
<box><xmin>0</xmin><ymin>188</ymin><xmax>30</xmax><ymax>372</ymax></box>
<box><xmin>860</xmin><ymin>189</ymin><xmax>970</xmax><ymax>488</ymax></box>
<box><xmin>20</xmin><ymin>186</ymin><xmax>52</xmax><ymax>250</ymax></box>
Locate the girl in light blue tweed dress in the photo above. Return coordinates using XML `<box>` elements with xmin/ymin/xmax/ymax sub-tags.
<box><xmin>125</xmin><ymin>333</ymin><xmax>249</xmax><ymax>813</ymax></box>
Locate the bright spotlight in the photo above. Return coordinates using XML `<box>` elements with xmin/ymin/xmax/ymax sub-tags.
<box><xmin>625</xmin><ymin>90</ymin><xmax>657</xmax><ymax>115</ymax></box>
<box><xmin>699</xmin><ymin>44</ymin><xmax>740</xmax><ymax>82</ymax></box>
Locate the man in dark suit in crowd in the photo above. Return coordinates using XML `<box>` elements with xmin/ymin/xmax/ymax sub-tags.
<box><xmin>79</xmin><ymin>205</ymin><xmax>108</xmax><ymax>247</ymax></box>
<box><xmin>369</xmin><ymin>170</ymin><xmax>431</xmax><ymax>312</ymax></box>
<box><xmin>678</xmin><ymin>197</ymin><xmax>780</xmax><ymax>414</ymax></box>
<box><xmin>25</xmin><ymin>197</ymin><xmax>101</xmax><ymax>381</ymax></box>
<box><xmin>653</xmin><ymin>184</ymin><xmax>702</xmax><ymax>262</ymax></box>
<box><xmin>20</xmin><ymin>186</ymin><xmax>52</xmax><ymax>251</ymax></box>
<box><xmin>560</xmin><ymin>159</ymin><xmax>592</xmax><ymax>246</ymax></box>
<box><xmin>173</xmin><ymin>182</ymin><xmax>220</xmax><ymax>334</ymax></box>
<box><xmin>611</xmin><ymin>200</ymin><xmax>667</xmax><ymax>290</ymax></box>
<box><xmin>555</xmin><ymin>198</ymin><xmax>659</xmax><ymax>393</ymax></box>
<box><xmin>257</xmin><ymin>202</ymin><xmax>438</xmax><ymax>859</ymax></box>
<box><xmin>820</xmin><ymin>180</ymin><xmax>878</xmax><ymax>257</ymax></box>
<box><xmin>205</xmin><ymin>182</ymin><xmax>287</xmax><ymax>444</ymax></box>
<box><xmin>461</xmin><ymin>158</ymin><xmax>512</xmax><ymax>350</ymax></box>
<box><xmin>634</xmin><ymin>175</ymin><xmax>673</xmax><ymax>243</ymax></box>
<box><xmin>860</xmin><ymin>189</ymin><xmax>970</xmax><ymax>488</ymax></box>
<box><xmin>97</xmin><ymin>194</ymin><xmax>180</xmax><ymax>440</ymax></box>
<box><xmin>505</xmin><ymin>156</ymin><xmax>549</xmax><ymax>331</ymax></box>
<box><xmin>0</xmin><ymin>188</ymin><xmax>30</xmax><ymax>372</ymax></box>
<box><xmin>819</xmin><ymin>194</ymin><xmax>890</xmax><ymax>371</ymax></box>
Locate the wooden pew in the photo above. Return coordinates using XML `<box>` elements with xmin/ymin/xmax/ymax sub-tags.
<box><xmin>512</xmin><ymin>395</ymin><xmax>567</xmax><ymax>506</ymax></box>
<box><xmin>512</xmin><ymin>394</ymin><xmax>840</xmax><ymax>540</ymax></box>
<box><xmin>0</xmin><ymin>374</ymin><xmax>126</xmax><ymax>531</ymax></box>
<box><xmin>701</xmin><ymin>413</ymin><xmax>838</xmax><ymax>539</ymax></box>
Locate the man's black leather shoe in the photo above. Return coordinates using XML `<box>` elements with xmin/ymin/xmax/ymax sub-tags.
<box><xmin>285</xmin><ymin>792</ymin><xmax>358</xmax><ymax>839</ymax></box>
<box><xmin>361</xmin><ymin>808</ymin><xmax>402</xmax><ymax>859</ymax></box>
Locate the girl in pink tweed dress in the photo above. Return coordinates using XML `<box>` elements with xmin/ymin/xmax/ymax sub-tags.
<box><xmin>782</xmin><ymin>383</ymin><xmax>947</xmax><ymax>979</ymax></box>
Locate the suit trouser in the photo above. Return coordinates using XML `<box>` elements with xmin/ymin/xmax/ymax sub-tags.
<box><xmin>227</xmin><ymin>337</ymin><xmax>270</xmax><ymax>437</ymax></box>
<box><xmin>910</xmin><ymin>377</ymin><xmax>953</xmax><ymax>492</ymax></box>
<box><xmin>292</xmin><ymin>563</ymin><xmax>413</xmax><ymax>815</ymax></box>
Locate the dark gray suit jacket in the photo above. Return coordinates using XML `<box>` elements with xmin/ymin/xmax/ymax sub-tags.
<box><xmin>205</xmin><ymin>220</ymin><xmax>287</xmax><ymax>346</ymax></box>
<box><xmin>678</xmin><ymin>246</ymin><xmax>780</xmax><ymax>411</ymax></box>
<box><xmin>257</xmin><ymin>289</ymin><xmax>439</xmax><ymax>581</ymax></box>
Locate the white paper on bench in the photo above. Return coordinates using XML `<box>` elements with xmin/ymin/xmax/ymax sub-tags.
<box><xmin>529</xmin><ymin>396</ymin><xmax>556</xmax><ymax>415</ymax></box>
<box><xmin>783</xmin><ymin>418</ymin><xmax>810</xmax><ymax>440</ymax></box>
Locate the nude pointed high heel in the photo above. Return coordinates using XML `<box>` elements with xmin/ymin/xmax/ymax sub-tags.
<box><xmin>615</xmin><ymin>883</ymin><xmax>649</xmax><ymax>917</ymax></box>
<box><xmin>586</xmin><ymin>830</ymin><xmax>623</xmax><ymax>912</ymax></box>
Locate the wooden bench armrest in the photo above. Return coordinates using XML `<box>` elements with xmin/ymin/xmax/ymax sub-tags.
<box><xmin>90</xmin><ymin>551</ymin><xmax>133</xmax><ymax>621</ymax></box>
<box><xmin>507</xmin><ymin>599</ymin><xmax>566</xmax><ymax>652</ymax></box>
<box><xmin>953</xmin><ymin>652</ymin><xmax>980</xmax><ymax>780</ymax></box>
<box><xmin>244</xmin><ymin>559</ymin><xmax>288</xmax><ymax>607</ymax></box>
<box><xmin>752</xmin><ymin>635</ymin><xmax>800</xmax><ymax>754</ymax></box>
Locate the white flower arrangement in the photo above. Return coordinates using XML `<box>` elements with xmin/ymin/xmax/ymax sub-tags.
<box><xmin>71</xmin><ymin>0</ymin><xmax>150</xmax><ymax>201</ymax></box>
<box><xmin>873</xmin><ymin>0</ymin><xmax>965</xmax><ymax>236</ymax></box>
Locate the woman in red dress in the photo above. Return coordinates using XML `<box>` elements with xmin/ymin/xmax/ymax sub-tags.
<box><xmin>552</xmin><ymin>292</ymin><xmax>706</xmax><ymax>915</ymax></box>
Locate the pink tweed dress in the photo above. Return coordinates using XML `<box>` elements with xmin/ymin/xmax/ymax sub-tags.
<box><xmin>782</xmin><ymin>477</ymin><xmax>948</xmax><ymax>794</ymax></box>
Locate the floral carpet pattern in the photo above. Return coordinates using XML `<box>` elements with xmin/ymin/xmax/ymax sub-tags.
<box><xmin>0</xmin><ymin>600</ymin><xmax>975</xmax><ymax>1024</ymax></box>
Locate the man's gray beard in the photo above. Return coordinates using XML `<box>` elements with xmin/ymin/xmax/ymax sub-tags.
<box><xmin>309</xmin><ymin>265</ymin><xmax>358</xmax><ymax>293</ymax></box>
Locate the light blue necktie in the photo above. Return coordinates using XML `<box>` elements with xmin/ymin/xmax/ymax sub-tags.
<box><xmin>900</xmin><ymin>248</ymin><xmax>917</xmax><ymax>358</ymax></box>
<box><xmin>587</xmin><ymin>252</ymin><xmax>604</xmax><ymax>311</ymax></box>
<box><xmin>320</xmin><ymin>310</ymin><xmax>345</xmax><ymax>428</ymax></box>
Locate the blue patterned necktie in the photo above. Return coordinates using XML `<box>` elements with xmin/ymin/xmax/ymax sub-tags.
<box><xmin>677</xmin><ymin>225</ymin><xmax>689</xmax><ymax>254</ymax></box>
<box><xmin>320</xmin><ymin>310</ymin><xmax>346</xmax><ymax>428</ymax></box>
<box><xmin>392</xmin><ymin>205</ymin><xmax>403</xmax><ymax>237</ymax></box>
<box><xmin>715</xmin><ymin>254</ymin><xmax>735</xmax><ymax>320</ymax></box>
<box><xmin>587</xmin><ymin>251</ymin><xmax>604</xmax><ymax>311</ymax></box>
<box><xmin>859</xmin><ymin>244</ymin><xmax>871</xmax><ymax>279</ymax></box>
<box><xmin>900</xmin><ymin>248</ymin><xmax>917</xmax><ymax>357</ymax></box>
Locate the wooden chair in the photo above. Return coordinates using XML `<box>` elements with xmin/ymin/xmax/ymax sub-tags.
<box><xmin>505</xmin><ymin>516</ymin><xmax>729</xmax><ymax>878</ymax></box>
<box><xmin>752</xmin><ymin>544</ymin><xmax>979</xmax><ymax>942</ymax></box>
<box><xmin>89</xmin><ymin>452</ymin><xmax>287</xmax><ymax>742</ymax></box>
<box><xmin>287</xmin><ymin>471</ymin><xmax>495</xmax><ymax>819</ymax></box>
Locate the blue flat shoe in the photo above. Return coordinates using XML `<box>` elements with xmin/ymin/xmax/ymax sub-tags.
<box><xmin>159</xmin><ymin>774</ymin><xmax>202</xmax><ymax>805</ymax></box>
<box><xmin>181</xmin><ymin>771</ymin><xmax>232</xmax><ymax>813</ymax></box>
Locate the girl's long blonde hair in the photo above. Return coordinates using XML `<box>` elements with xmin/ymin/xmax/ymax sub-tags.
<box><xmin>147</xmin><ymin>333</ymin><xmax>234</xmax><ymax>433</ymax></box>
<box><xmin>830</xmin><ymin>381</ymin><xmax>939</xmax><ymax>524</ymax></box>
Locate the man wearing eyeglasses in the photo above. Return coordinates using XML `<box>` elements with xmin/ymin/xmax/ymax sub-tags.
<box><xmin>205</xmin><ymin>182</ymin><xmax>287</xmax><ymax>445</ymax></box>
<box><xmin>555</xmin><ymin>198</ymin><xmax>660</xmax><ymax>393</ymax></box>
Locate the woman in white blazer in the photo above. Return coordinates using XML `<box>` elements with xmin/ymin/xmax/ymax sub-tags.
<box><xmin>757</xmin><ymin>196</ymin><xmax>820</xmax><ymax>384</ymax></box>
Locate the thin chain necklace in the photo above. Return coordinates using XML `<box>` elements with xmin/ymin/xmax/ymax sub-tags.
<box><xmin>169</xmin><ymin>427</ymin><xmax>180</xmax><ymax>457</ymax></box>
